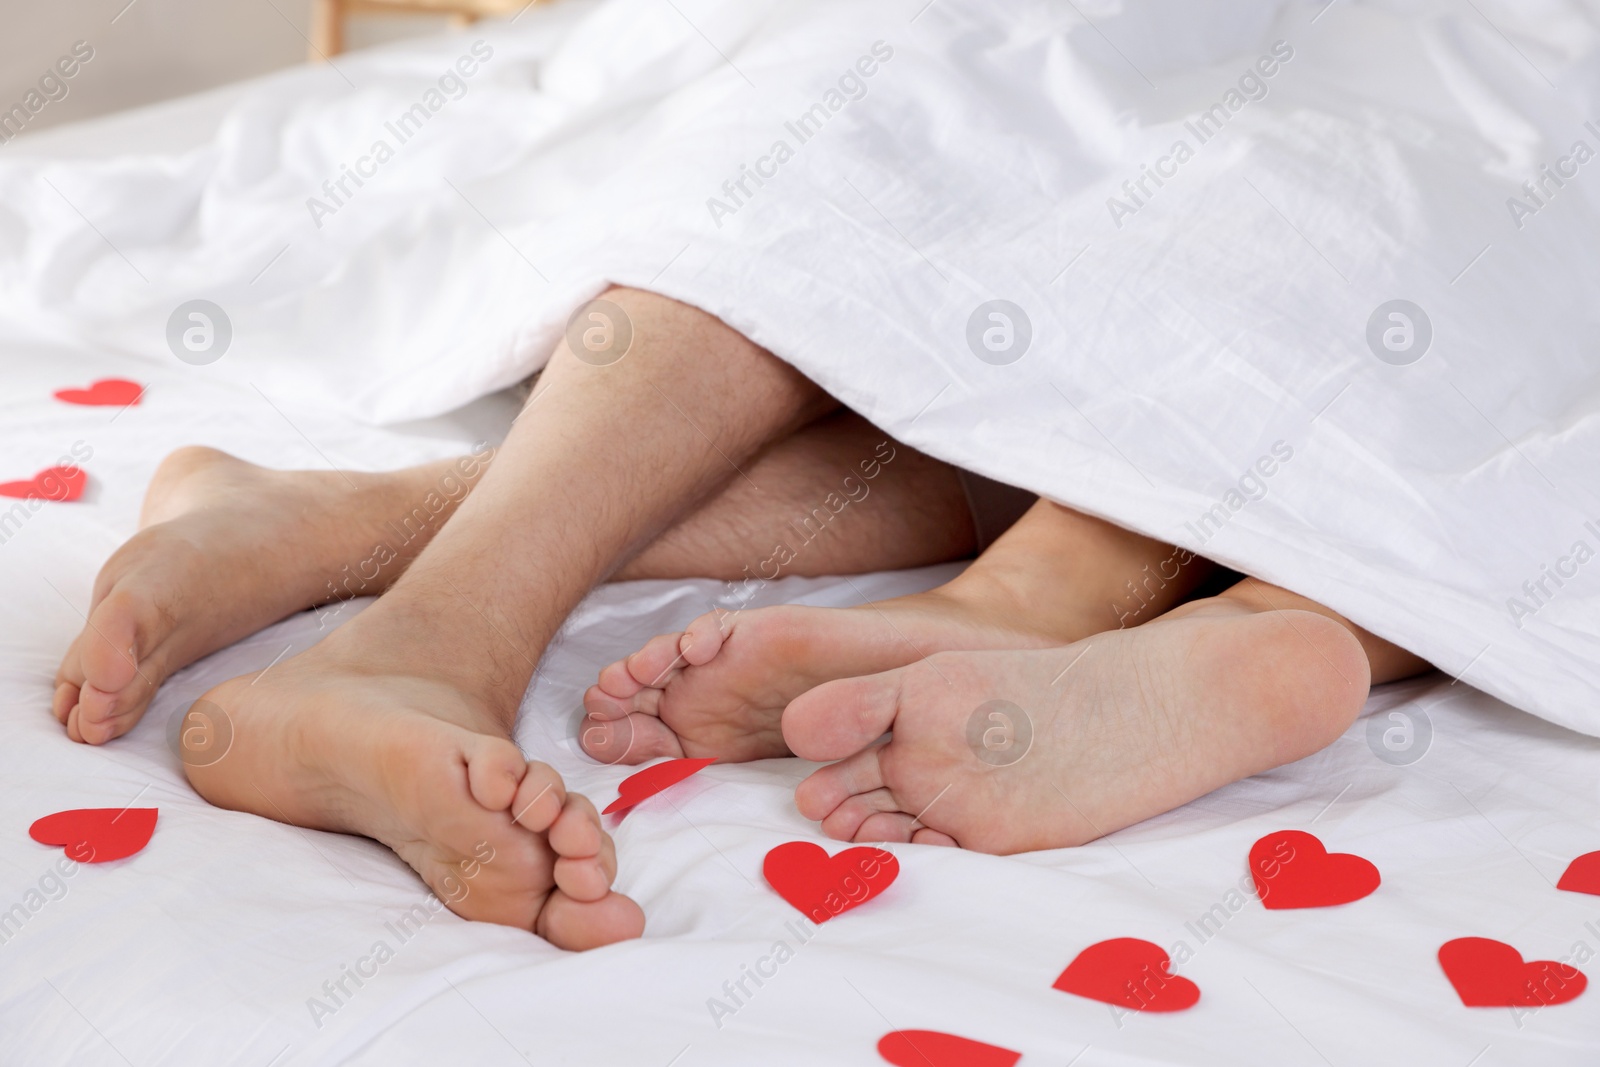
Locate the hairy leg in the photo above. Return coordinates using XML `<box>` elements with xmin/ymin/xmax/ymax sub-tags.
<box><xmin>581</xmin><ymin>500</ymin><xmax>1217</xmax><ymax>764</ymax></box>
<box><xmin>616</xmin><ymin>408</ymin><xmax>977</xmax><ymax>580</ymax></box>
<box><xmin>788</xmin><ymin>576</ymin><xmax>1426</xmax><ymax>851</ymax></box>
<box><xmin>178</xmin><ymin>288</ymin><xmax>835</xmax><ymax>948</ymax></box>
<box><xmin>53</xmin><ymin>411</ymin><xmax>971</xmax><ymax>744</ymax></box>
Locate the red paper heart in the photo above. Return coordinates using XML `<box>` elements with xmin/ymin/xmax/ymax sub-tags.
<box><xmin>1053</xmin><ymin>938</ymin><xmax>1199</xmax><ymax>1012</ymax></box>
<box><xmin>1250</xmin><ymin>829</ymin><xmax>1379</xmax><ymax>909</ymax></box>
<box><xmin>0</xmin><ymin>466</ymin><xmax>86</xmax><ymax>502</ymax></box>
<box><xmin>1439</xmin><ymin>937</ymin><xmax>1587</xmax><ymax>1007</ymax></box>
<box><xmin>762</xmin><ymin>841</ymin><xmax>898</xmax><ymax>923</ymax></box>
<box><xmin>878</xmin><ymin>1030</ymin><xmax>1020</xmax><ymax>1067</ymax></box>
<box><xmin>602</xmin><ymin>757</ymin><xmax>716</xmax><ymax>816</ymax></box>
<box><xmin>1557</xmin><ymin>851</ymin><xmax>1600</xmax><ymax>896</ymax></box>
<box><xmin>53</xmin><ymin>378</ymin><xmax>144</xmax><ymax>406</ymax></box>
<box><xmin>29</xmin><ymin>808</ymin><xmax>158</xmax><ymax>863</ymax></box>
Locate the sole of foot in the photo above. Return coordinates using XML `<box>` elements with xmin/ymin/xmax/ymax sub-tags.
<box><xmin>53</xmin><ymin>446</ymin><xmax>406</xmax><ymax>744</ymax></box>
<box><xmin>578</xmin><ymin>583</ymin><xmax>1082</xmax><ymax>766</ymax></box>
<box><xmin>188</xmin><ymin>657</ymin><xmax>645</xmax><ymax>951</ymax></box>
<box><xmin>784</xmin><ymin>607</ymin><xmax>1370</xmax><ymax>852</ymax></box>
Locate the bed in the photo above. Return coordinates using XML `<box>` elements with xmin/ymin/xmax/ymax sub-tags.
<box><xmin>5</xmin><ymin>1</ymin><xmax>1600</xmax><ymax>1063</ymax></box>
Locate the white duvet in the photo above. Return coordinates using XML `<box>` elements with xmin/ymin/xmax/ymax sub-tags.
<box><xmin>1</xmin><ymin>0</ymin><xmax>1597</xmax><ymax>736</ymax></box>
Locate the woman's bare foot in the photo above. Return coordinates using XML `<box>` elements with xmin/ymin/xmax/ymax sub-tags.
<box><xmin>786</xmin><ymin>601</ymin><xmax>1370</xmax><ymax>851</ymax></box>
<box><xmin>580</xmin><ymin>584</ymin><xmax>1087</xmax><ymax>765</ymax></box>
<box><xmin>187</xmin><ymin>639</ymin><xmax>645</xmax><ymax>950</ymax></box>
<box><xmin>580</xmin><ymin>503</ymin><xmax>1213</xmax><ymax>765</ymax></box>
<box><xmin>52</xmin><ymin>446</ymin><xmax>481</xmax><ymax>744</ymax></box>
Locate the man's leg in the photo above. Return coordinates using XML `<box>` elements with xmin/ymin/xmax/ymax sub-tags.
<box><xmin>581</xmin><ymin>500</ymin><xmax>1218</xmax><ymax>764</ymax></box>
<box><xmin>784</xmin><ymin>571</ymin><xmax>1425</xmax><ymax>853</ymax></box>
<box><xmin>53</xmin><ymin>410</ymin><xmax>975</xmax><ymax>745</ymax></box>
<box><xmin>168</xmin><ymin>288</ymin><xmax>860</xmax><ymax>949</ymax></box>
<box><xmin>616</xmin><ymin>408</ymin><xmax>978</xmax><ymax>581</ymax></box>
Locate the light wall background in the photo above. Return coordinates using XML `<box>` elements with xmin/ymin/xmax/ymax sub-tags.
<box><xmin>0</xmin><ymin>0</ymin><xmax>455</xmax><ymax>136</ymax></box>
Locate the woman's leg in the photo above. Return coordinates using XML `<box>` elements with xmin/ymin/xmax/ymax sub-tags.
<box><xmin>785</xmin><ymin>576</ymin><xmax>1425</xmax><ymax>852</ymax></box>
<box><xmin>1180</xmin><ymin>576</ymin><xmax>1430</xmax><ymax>684</ymax></box>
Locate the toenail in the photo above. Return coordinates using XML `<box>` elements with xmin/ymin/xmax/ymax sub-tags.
<box><xmin>512</xmin><ymin>782</ymin><xmax>555</xmax><ymax>824</ymax></box>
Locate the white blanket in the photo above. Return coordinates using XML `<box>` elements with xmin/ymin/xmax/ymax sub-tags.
<box><xmin>2</xmin><ymin>0</ymin><xmax>1596</xmax><ymax>736</ymax></box>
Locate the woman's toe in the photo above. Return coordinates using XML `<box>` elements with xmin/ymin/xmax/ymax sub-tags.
<box><xmin>628</xmin><ymin>686</ymin><xmax>664</xmax><ymax>718</ymax></box>
<box><xmin>583</xmin><ymin>684</ymin><xmax>632</xmax><ymax>721</ymax></box>
<box><xmin>819</xmin><ymin>786</ymin><xmax>901</xmax><ymax>841</ymax></box>
<box><xmin>679</xmin><ymin>613</ymin><xmax>729</xmax><ymax>666</ymax></box>
<box><xmin>783</xmin><ymin>670</ymin><xmax>903</xmax><ymax>761</ymax></box>
<box><xmin>625</xmin><ymin>632</ymin><xmax>690</xmax><ymax>689</ymax></box>
<box><xmin>852</xmin><ymin>811</ymin><xmax>921</xmax><ymax>844</ymax></box>
<box><xmin>596</xmin><ymin>657</ymin><xmax>646</xmax><ymax>698</ymax></box>
<box><xmin>794</xmin><ymin>745</ymin><xmax>887</xmax><ymax>821</ymax></box>
<box><xmin>582</xmin><ymin>712</ymin><xmax>683</xmax><ymax>765</ymax></box>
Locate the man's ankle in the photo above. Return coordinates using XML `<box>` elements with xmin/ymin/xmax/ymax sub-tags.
<box><xmin>321</xmin><ymin>589</ymin><xmax>536</xmax><ymax>723</ymax></box>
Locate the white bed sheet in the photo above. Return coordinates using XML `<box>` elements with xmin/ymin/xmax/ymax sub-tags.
<box><xmin>3</xmin><ymin>322</ymin><xmax>1600</xmax><ymax>1065</ymax></box>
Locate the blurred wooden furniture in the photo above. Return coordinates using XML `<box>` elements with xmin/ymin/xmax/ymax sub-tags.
<box><xmin>309</xmin><ymin>0</ymin><xmax>544</xmax><ymax>59</ymax></box>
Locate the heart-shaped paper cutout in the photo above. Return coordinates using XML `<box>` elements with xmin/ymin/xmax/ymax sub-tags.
<box><xmin>763</xmin><ymin>841</ymin><xmax>898</xmax><ymax>923</ymax></box>
<box><xmin>1250</xmin><ymin>829</ymin><xmax>1380</xmax><ymax>909</ymax></box>
<box><xmin>0</xmin><ymin>466</ymin><xmax>86</xmax><ymax>502</ymax></box>
<box><xmin>1439</xmin><ymin>937</ymin><xmax>1586</xmax><ymax>1007</ymax></box>
<box><xmin>1053</xmin><ymin>937</ymin><xmax>1199</xmax><ymax>1012</ymax></box>
<box><xmin>54</xmin><ymin>378</ymin><xmax>144</xmax><ymax>406</ymax></box>
<box><xmin>602</xmin><ymin>757</ymin><xmax>716</xmax><ymax>816</ymax></box>
<box><xmin>1557</xmin><ymin>851</ymin><xmax>1600</xmax><ymax>896</ymax></box>
<box><xmin>29</xmin><ymin>808</ymin><xmax>158</xmax><ymax>863</ymax></box>
<box><xmin>878</xmin><ymin>1030</ymin><xmax>1020</xmax><ymax>1067</ymax></box>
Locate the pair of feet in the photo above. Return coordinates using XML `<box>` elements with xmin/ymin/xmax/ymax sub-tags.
<box><xmin>53</xmin><ymin>449</ymin><xmax>642</xmax><ymax>951</ymax></box>
<box><xmin>580</xmin><ymin>564</ymin><xmax>1369</xmax><ymax>851</ymax></box>
<box><xmin>52</xmin><ymin>449</ymin><xmax>1369</xmax><ymax>949</ymax></box>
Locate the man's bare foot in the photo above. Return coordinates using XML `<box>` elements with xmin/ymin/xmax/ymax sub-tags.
<box><xmin>580</xmin><ymin>504</ymin><xmax>1212</xmax><ymax>765</ymax></box>
<box><xmin>785</xmin><ymin>602</ymin><xmax>1369</xmax><ymax>851</ymax></box>
<box><xmin>169</xmin><ymin>285</ymin><xmax>832</xmax><ymax>950</ymax></box>
<box><xmin>52</xmin><ymin>447</ymin><xmax>478</xmax><ymax>744</ymax></box>
<box><xmin>187</xmin><ymin>642</ymin><xmax>645</xmax><ymax>950</ymax></box>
